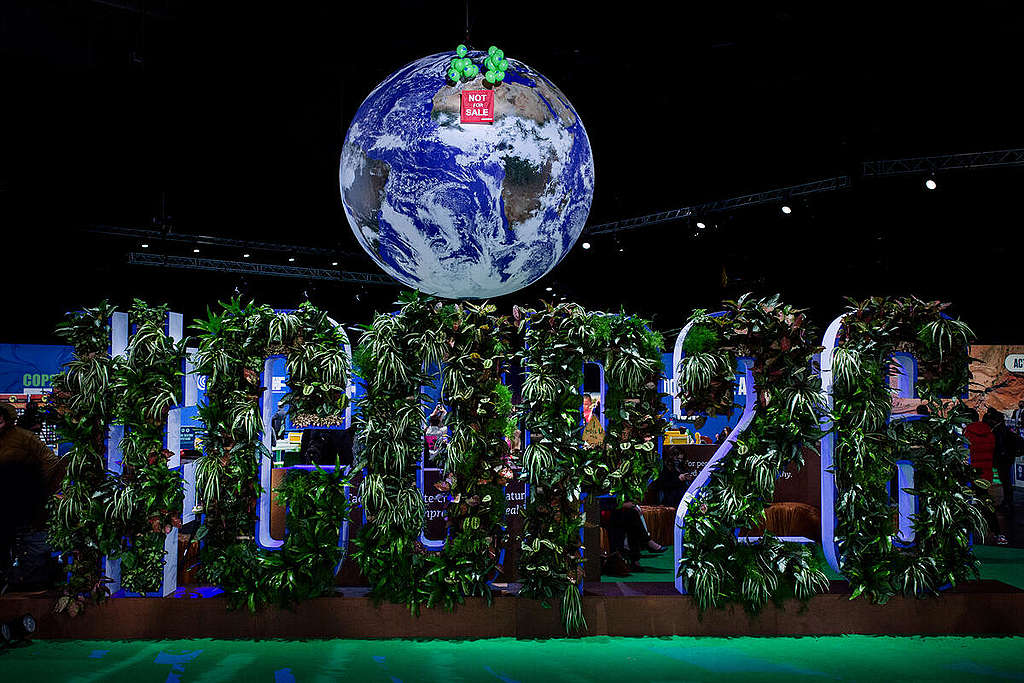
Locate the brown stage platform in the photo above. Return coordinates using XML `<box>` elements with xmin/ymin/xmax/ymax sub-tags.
<box><xmin>2</xmin><ymin>580</ymin><xmax>1022</xmax><ymax>640</ymax></box>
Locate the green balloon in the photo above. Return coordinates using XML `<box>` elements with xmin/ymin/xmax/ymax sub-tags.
<box><xmin>485</xmin><ymin>70</ymin><xmax>497</xmax><ymax>83</ymax></box>
<box><xmin>462</xmin><ymin>64</ymin><xmax>477</xmax><ymax>78</ymax></box>
<box><xmin>447</xmin><ymin>69</ymin><xmax>461</xmax><ymax>82</ymax></box>
<box><xmin>483</xmin><ymin>57</ymin><xmax>495</xmax><ymax>72</ymax></box>
<box><xmin>456</xmin><ymin>44</ymin><xmax>468</xmax><ymax>57</ymax></box>
<box><xmin>488</xmin><ymin>45</ymin><xmax>499</xmax><ymax>56</ymax></box>
<box><xmin>497</xmin><ymin>58</ymin><xmax>509</xmax><ymax>71</ymax></box>
<box><xmin>496</xmin><ymin>70</ymin><xmax>506</xmax><ymax>82</ymax></box>
<box><xmin>493</xmin><ymin>49</ymin><xmax>504</xmax><ymax>61</ymax></box>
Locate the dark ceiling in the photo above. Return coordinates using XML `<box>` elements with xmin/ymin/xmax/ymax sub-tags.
<box><xmin>3</xmin><ymin>0</ymin><xmax>1023</xmax><ymax>344</ymax></box>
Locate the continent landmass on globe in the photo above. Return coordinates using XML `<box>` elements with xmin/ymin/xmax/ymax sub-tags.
<box><xmin>339</xmin><ymin>51</ymin><xmax>594</xmax><ymax>299</ymax></box>
<box><xmin>431</xmin><ymin>76</ymin><xmax>576</xmax><ymax>228</ymax></box>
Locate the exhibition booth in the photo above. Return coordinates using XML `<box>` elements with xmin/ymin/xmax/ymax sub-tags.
<box><xmin>1</xmin><ymin>33</ymin><xmax>1023</xmax><ymax>654</ymax></box>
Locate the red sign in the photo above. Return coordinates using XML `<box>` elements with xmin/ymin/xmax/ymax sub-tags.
<box><xmin>460</xmin><ymin>89</ymin><xmax>494</xmax><ymax>123</ymax></box>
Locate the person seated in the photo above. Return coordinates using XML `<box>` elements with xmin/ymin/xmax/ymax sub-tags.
<box><xmin>0</xmin><ymin>402</ymin><xmax>65</xmax><ymax>592</ymax></box>
<box><xmin>599</xmin><ymin>496</ymin><xmax>666</xmax><ymax>571</ymax></box>
<box><xmin>652</xmin><ymin>445</ymin><xmax>693</xmax><ymax>509</ymax></box>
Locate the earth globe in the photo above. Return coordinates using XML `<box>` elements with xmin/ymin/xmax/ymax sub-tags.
<box><xmin>339</xmin><ymin>51</ymin><xmax>594</xmax><ymax>299</ymax></box>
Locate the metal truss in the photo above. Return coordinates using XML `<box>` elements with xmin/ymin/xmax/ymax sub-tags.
<box><xmin>584</xmin><ymin>176</ymin><xmax>851</xmax><ymax>236</ymax></box>
<box><xmin>89</xmin><ymin>225</ymin><xmax>360</xmax><ymax>259</ymax></box>
<box><xmin>128</xmin><ymin>252</ymin><xmax>395</xmax><ymax>285</ymax></box>
<box><xmin>861</xmin><ymin>148</ymin><xmax>1024</xmax><ymax>177</ymax></box>
<box><xmin>584</xmin><ymin>147</ymin><xmax>1024</xmax><ymax>237</ymax></box>
<box><xmin>87</xmin><ymin>0</ymin><xmax>176</xmax><ymax>19</ymax></box>
<box><xmin>100</xmin><ymin>149</ymin><xmax>1024</xmax><ymax>247</ymax></box>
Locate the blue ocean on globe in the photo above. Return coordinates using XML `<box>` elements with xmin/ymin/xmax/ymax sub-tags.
<box><xmin>339</xmin><ymin>52</ymin><xmax>594</xmax><ymax>299</ymax></box>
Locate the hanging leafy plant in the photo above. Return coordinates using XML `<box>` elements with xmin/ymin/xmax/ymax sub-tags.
<box><xmin>516</xmin><ymin>301</ymin><xmax>600</xmax><ymax>633</ymax></box>
<box><xmin>586</xmin><ymin>314</ymin><xmax>668</xmax><ymax>501</ymax></box>
<box><xmin>676</xmin><ymin>294</ymin><xmax>830</xmax><ymax>613</ymax></box>
<box><xmin>215</xmin><ymin>464</ymin><xmax>351</xmax><ymax>610</ymax></box>
<box><xmin>191</xmin><ymin>298</ymin><xmax>272</xmax><ymax>590</ymax></box>
<box><xmin>277</xmin><ymin>303</ymin><xmax>352</xmax><ymax>428</ymax></box>
<box><xmin>46</xmin><ymin>302</ymin><xmax>121</xmax><ymax>616</ymax></box>
<box><xmin>350</xmin><ymin>291</ymin><xmax>444</xmax><ymax>611</ymax></box>
<box><xmin>831</xmin><ymin>296</ymin><xmax>986</xmax><ymax>603</ymax></box>
<box><xmin>423</xmin><ymin>301</ymin><xmax>514</xmax><ymax>609</ymax></box>
<box><xmin>680</xmin><ymin>321</ymin><xmax>721</xmax><ymax>356</ymax></box>
<box><xmin>677</xmin><ymin>311</ymin><xmax>736</xmax><ymax>417</ymax></box>
<box><xmin>109</xmin><ymin>300</ymin><xmax>187</xmax><ymax>594</ymax></box>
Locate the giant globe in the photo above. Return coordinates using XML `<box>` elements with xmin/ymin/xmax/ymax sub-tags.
<box><xmin>339</xmin><ymin>52</ymin><xmax>594</xmax><ymax>299</ymax></box>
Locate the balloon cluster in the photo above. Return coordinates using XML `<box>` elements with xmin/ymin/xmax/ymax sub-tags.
<box><xmin>446</xmin><ymin>44</ymin><xmax>510</xmax><ymax>87</ymax></box>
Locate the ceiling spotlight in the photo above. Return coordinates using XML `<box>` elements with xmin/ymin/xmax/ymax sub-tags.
<box><xmin>696</xmin><ymin>221</ymin><xmax>706</xmax><ymax>230</ymax></box>
<box><xmin>618</xmin><ymin>246</ymin><xmax>624</xmax><ymax>252</ymax></box>
<box><xmin>288</xmin><ymin>257</ymin><xmax>295</xmax><ymax>262</ymax></box>
<box><xmin>331</xmin><ymin>261</ymin><xmax>338</xmax><ymax>266</ymax></box>
<box><xmin>781</xmin><ymin>205</ymin><xmax>792</xmax><ymax>215</ymax></box>
<box><xmin>140</xmin><ymin>243</ymin><xmax>149</xmax><ymax>248</ymax></box>
<box><xmin>581</xmin><ymin>241</ymin><xmax>591</xmax><ymax>250</ymax></box>
<box><xmin>243</xmin><ymin>253</ymin><xmax>250</xmax><ymax>258</ymax></box>
<box><xmin>545</xmin><ymin>286</ymin><xmax>553</xmax><ymax>292</ymax></box>
<box><xmin>193</xmin><ymin>248</ymin><xmax>200</xmax><ymax>253</ymax></box>
<box><xmin>924</xmin><ymin>177</ymin><xmax>937</xmax><ymax>190</ymax></box>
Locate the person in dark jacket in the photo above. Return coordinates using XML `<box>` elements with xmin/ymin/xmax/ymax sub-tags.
<box><xmin>0</xmin><ymin>401</ymin><xmax>65</xmax><ymax>589</ymax></box>
<box><xmin>652</xmin><ymin>445</ymin><xmax>693</xmax><ymax>509</ymax></box>
<box><xmin>986</xmin><ymin>408</ymin><xmax>1019</xmax><ymax>514</ymax></box>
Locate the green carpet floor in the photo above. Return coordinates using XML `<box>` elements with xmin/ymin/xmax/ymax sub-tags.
<box><xmin>1</xmin><ymin>635</ymin><xmax>1022</xmax><ymax>682</ymax></box>
<box><xmin>1</xmin><ymin>547</ymin><xmax>1018</xmax><ymax>681</ymax></box>
<box><xmin>606</xmin><ymin>544</ymin><xmax>1024</xmax><ymax>589</ymax></box>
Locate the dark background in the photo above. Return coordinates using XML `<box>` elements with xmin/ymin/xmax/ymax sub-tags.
<box><xmin>3</xmin><ymin>1</ymin><xmax>1022</xmax><ymax>343</ymax></box>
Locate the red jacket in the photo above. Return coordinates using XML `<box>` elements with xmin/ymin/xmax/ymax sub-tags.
<box><xmin>965</xmin><ymin>421</ymin><xmax>995</xmax><ymax>480</ymax></box>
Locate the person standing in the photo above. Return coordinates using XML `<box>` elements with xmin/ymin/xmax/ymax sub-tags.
<box><xmin>966</xmin><ymin>408</ymin><xmax>1006</xmax><ymax>544</ymax></box>
<box><xmin>1012</xmin><ymin>400</ymin><xmax>1024</xmax><ymax>436</ymax></box>
<box><xmin>986</xmin><ymin>408</ymin><xmax>1019</xmax><ymax>515</ymax></box>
